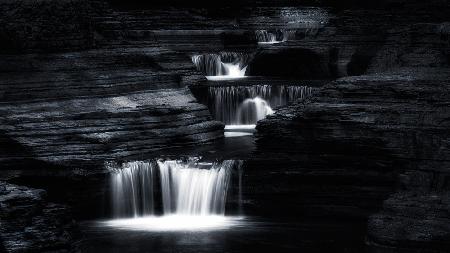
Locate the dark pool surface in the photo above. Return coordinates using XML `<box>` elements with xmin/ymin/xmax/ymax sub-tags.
<box><xmin>77</xmin><ymin>216</ymin><xmax>368</xmax><ymax>253</ymax></box>
<box><xmin>129</xmin><ymin>134</ymin><xmax>256</xmax><ymax>162</ymax></box>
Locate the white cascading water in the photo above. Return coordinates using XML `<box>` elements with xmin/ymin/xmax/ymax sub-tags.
<box><xmin>255</xmin><ymin>30</ymin><xmax>279</xmax><ymax>44</ymax></box>
<box><xmin>208</xmin><ymin>85</ymin><xmax>313</xmax><ymax>125</ymax></box>
<box><xmin>110</xmin><ymin>161</ymin><xmax>155</xmax><ymax>218</ymax></box>
<box><xmin>236</xmin><ymin>97</ymin><xmax>274</xmax><ymax>125</ymax></box>
<box><xmin>191</xmin><ymin>53</ymin><xmax>248</xmax><ymax>80</ymax></box>
<box><xmin>107</xmin><ymin>159</ymin><xmax>242</xmax><ymax>230</ymax></box>
<box><xmin>158</xmin><ymin>160</ymin><xmax>233</xmax><ymax>216</ymax></box>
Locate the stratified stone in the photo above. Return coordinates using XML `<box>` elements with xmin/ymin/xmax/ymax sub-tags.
<box><xmin>0</xmin><ymin>47</ymin><xmax>224</xmax><ymax>167</ymax></box>
<box><xmin>367</xmin><ymin>192</ymin><xmax>450</xmax><ymax>252</ymax></box>
<box><xmin>0</xmin><ymin>181</ymin><xmax>77</xmax><ymax>252</ymax></box>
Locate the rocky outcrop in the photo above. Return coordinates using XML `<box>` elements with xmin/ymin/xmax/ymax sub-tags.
<box><xmin>249</xmin><ymin>6</ymin><xmax>450</xmax><ymax>79</ymax></box>
<box><xmin>255</xmin><ymin>67</ymin><xmax>450</xmax><ymax>250</ymax></box>
<box><xmin>0</xmin><ymin>181</ymin><xmax>78</xmax><ymax>252</ymax></box>
<box><xmin>251</xmin><ymin>2</ymin><xmax>450</xmax><ymax>249</ymax></box>
<box><xmin>368</xmin><ymin>192</ymin><xmax>450</xmax><ymax>252</ymax></box>
<box><xmin>0</xmin><ymin>47</ymin><xmax>223</xmax><ymax>167</ymax></box>
<box><xmin>0</xmin><ymin>0</ymin><xmax>95</xmax><ymax>52</ymax></box>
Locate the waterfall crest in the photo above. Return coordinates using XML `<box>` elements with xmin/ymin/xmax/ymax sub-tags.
<box><xmin>110</xmin><ymin>159</ymin><xmax>240</xmax><ymax>218</ymax></box>
<box><xmin>208</xmin><ymin>85</ymin><xmax>313</xmax><ymax>124</ymax></box>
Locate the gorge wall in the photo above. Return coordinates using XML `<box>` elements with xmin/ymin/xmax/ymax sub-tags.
<box><xmin>0</xmin><ymin>0</ymin><xmax>449</xmax><ymax>252</ymax></box>
<box><xmin>255</xmin><ymin>3</ymin><xmax>450</xmax><ymax>251</ymax></box>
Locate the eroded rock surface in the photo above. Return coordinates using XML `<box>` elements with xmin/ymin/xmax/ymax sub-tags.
<box><xmin>0</xmin><ymin>181</ymin><xmax>77</xmax><ymax>252</ymax></box>
<box><xmin>256</xmin><ymin>68</ymin><xmax>450</xmax><ymax>249</ymax></box>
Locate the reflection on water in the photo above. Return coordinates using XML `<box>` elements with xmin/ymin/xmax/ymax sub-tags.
<box><xmin>78</xmin><ymin>217</ymin><xmax>366</xmax><ymax>253</ymax></box>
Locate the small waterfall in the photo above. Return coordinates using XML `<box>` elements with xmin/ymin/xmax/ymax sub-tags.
<box><xmin>236</xmin><ymin>97</ymin><xmax>274</xmax><ymax>125</ymax></box>
<box><xmin>208</xmin><ymin>85</ymin><xmax>313</xmax><ymax>124</ymax></box>
<box><xmin>110</xmin><ymin>159</ymin><xmax>239</xmax><ymax>218</ymax></box>
<box><xmin>192</xmin><ymin>53</ymin><xmax>249</xmax><ymax>80</ymax></box>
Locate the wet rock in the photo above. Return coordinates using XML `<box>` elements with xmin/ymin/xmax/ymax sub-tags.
<box><xmin>0</xmin><ymin>0</ymin><xmax>94</xmax><ymax>53</ymax></box>
<box><xmin>0</xmin><ymin>47</ymin><xmax>224</xmax><ymax>168</ymax></box>
<box><xmin>255</xmin><ymin>67</ymin><xmax>450</xmax><ymax>250</ymax></box>
<box><xmin>368</xmin><ymin>192</ymin><xmax>450</xmax><ymax>252</ymax></box>
<box><xmin>0</xmin><ymin>181</ymin><xmax>78</xmax><ymax>252</ymax></box>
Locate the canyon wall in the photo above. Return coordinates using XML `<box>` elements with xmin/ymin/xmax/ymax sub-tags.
<box><xmin>255</xmin><ymin>3</ymin><xmax>450</xmax><ymax>251</ymax></box>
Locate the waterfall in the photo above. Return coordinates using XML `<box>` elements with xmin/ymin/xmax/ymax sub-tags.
<box><xmin>208</xmin><ymin>85</ymin><xmax>313</xmax><ymax>124</ymax></box>
<box><xmin>192</xmin><ymin>53</ymin><xmax>249</xmax><ymax>80</ymax></box>
<box><xmin>110</xmin><ymin>159</ymin><xmax>239</xmax><ymax>218</ymax></box>
<box><xmin>236</xmin><ymin>97</ymin><xmax>274</xmax><ymax>125</ymax></box>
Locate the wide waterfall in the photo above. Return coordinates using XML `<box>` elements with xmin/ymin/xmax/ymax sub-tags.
<box><xmin>208</xmin><ymin>85</ymin><xmax>313</xmax><ymax>125</ymax></box>
<box><xmin>110</xmin><ymin>159</ymin><xmax>239</xmax><ymax>218</ymax></box>
<box><xmin>192</xmin><ymin>53</ymin><xmax>249</xmax><ymax>80</ymax></box>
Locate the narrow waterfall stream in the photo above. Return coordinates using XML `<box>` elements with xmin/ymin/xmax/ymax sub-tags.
<box><xmin>104</xmin><ymin>159</ymin><xmax>243</xmax><ymax>231</ymax></box>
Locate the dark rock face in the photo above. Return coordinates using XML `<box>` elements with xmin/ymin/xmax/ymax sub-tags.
<box><xmin>368</xmin><ymin>192</ymin><xmax>450</xmax><ymax>252</ymax></box>
<box><xmin>0</xmin><ymin>0</ymin><xmax>449</xmax><ymax>252</ymax></box>
<box><xmin>0</xmin><ymin>0</ymin><xmax>95</xmax><ymax>52</ymax></box>
<box><xmin>0</xmin><ymin>181</ymin><xmax>78</xmax><ymax>252</ymax></box>
<box><xmin>256</xmin><ymin>72</ymin><xmax>450</xmax><ymax>250</ymax></box>
<box><xmin>254</xmin><ymin>2</ymin><xmax>450</xmax><ymax>250</ymax></box>
<box><xmin>0</xmin><ymin>47</ymin><xmax>224</xmax><ymax>167</ymax></box>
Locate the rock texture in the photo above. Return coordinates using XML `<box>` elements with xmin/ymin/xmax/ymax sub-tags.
<box><xmin>254</xmin><ymin>2</ymin><xmax>450</xmax><ymax>251</ymax></box>
<box><xmin>0</xmin><ymin>181</ymin><xmax>77</xmax><ymax>252</ymax></box>
<box><xmin>0</xmin><ymin>47</ymin><xmax>223</xmax><ymax>167</ymax></box>
<box><xmin>1</xmin><ymin>0</ymin><xmax>449</xmax><ymax>252</ymax></box>
<box><xmin>0</xmin><ymin>0</ymin><xmax>94</xmax><ymax>52</ymax></box>
<box><xmin>255</xmin><ymin>65</ymin><xmax>450</xmax><ymax>250</ymax></box>
<box><xmin>368</xmin><ymin>192</ymin><xmax>450</xmax><ymax>252</ymax></box>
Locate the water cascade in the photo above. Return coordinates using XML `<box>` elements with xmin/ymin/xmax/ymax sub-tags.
<box><xmin>106</xmin><ymin>159</ymin><xmax>242</xmax><ymax>231</ymax></box>
<box><xmin>208</xmin><ymin>85</ymin><xmax>313</xmax><ymax>125</ymax></box>
<box><xmin>192</xmin><ymin>53</ymin><xmax>249</xmax><ymax>80</ymax></box>
<box><xmin>110</xmin><ymin>159</ymin><xmax>240</xmax><ymax>218</ymax></box>
<box><xmin>236</xmin><ymin>97</ymin><xmax>274</xmax><ymax>125</ymax></box>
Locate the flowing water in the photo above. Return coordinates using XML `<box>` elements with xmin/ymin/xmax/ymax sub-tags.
<box><xmin>157</xmin><ymin>159</ymin><xmax>234</xmax><ymax>216</ymax></box>
<box><xmin>255</xmin><ymin>30</ymin><xmax>296</xmax><ymax>44</ymax></box>
<box><xmin>192</xmin><ymin>53</ymin><xmax>249</xmax><ymax>80</ymax></box>
<box><xmin>110</xmin><ymin>161</ymin><xmax>155</xmax><ymax>218</ymax></box>
<box><xmin>107</xmin><ymin>159</ymin><xmax>241</xmax><ymax>226</ymax></box>
<box><xmin>207</xmin><ymin>85</ymin><xmax>313</xmax><ymax>125</ymax></box>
